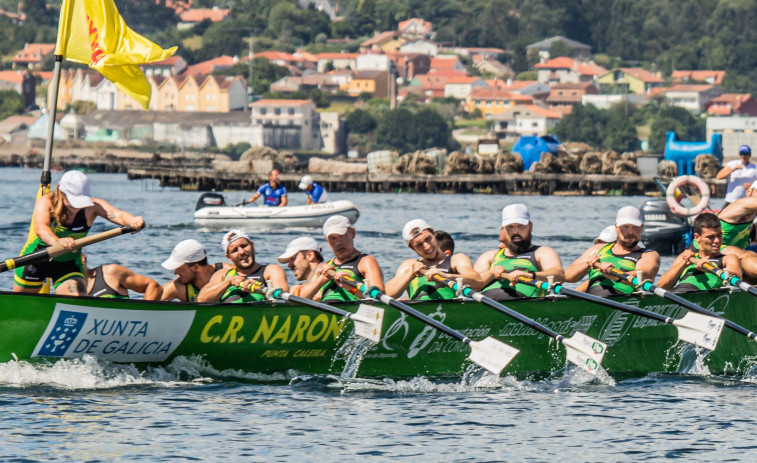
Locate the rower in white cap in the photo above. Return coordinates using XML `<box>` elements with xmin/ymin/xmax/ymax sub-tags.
<box><xmin>473</xmin><ymin>203</ymin><xmax>564</xmax><ymax>300</ymax></box>
<box><xmin>13</xmin><ymin>170</ymin><xmax>145</xmax><ymax>296</ymax></box>
<box><xmin>277</xmin><ymin>236</ymin><xmax>324</xmax><ymax>297</ymax></box>
<box><xmin>160</xmin><ymin>239</ymin><xmax>230</xmax><ymax>302</ymax></box>
<box><xmin>198</xmin><ymin>230</ymin><xmax>288</xmax><ymax>303</ymax></box>
<box><xmin>385</xmin><ymin>219</ymin><xmax>481</xmax><ymax>300</ymax></box>
<box><xmin>565</xmin><ymin>205</ymin><xmax>660</xmax><ymax>296</ymax></box>
<box><xmin>308</xmin><ymin>215</ymin><xmax>384</xmax><ymax>302</ymax></box>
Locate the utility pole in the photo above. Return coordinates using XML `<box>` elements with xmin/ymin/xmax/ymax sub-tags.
<box><xmin>248</xmin><ymin>31</ymin><xmax>254</xmax><ymax>114</ymax></box>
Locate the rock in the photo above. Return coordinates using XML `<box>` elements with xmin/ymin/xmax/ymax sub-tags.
<box><xmin>579</xmin><ymin>151</ymin><xmax>603</xmax><ymax>174</ymax></box>
<box><xmin>309</xmin><ymin>157</ymin><xmax>367</xmax><ymax>174</ymax></box>
<box><xmin>657</xmin><ymin>160</ymin><xmax>678</xmax><ymax>178</ymax></box>
<box><xmin>695</xmin><ymin>154</ymin><xmax>720</xmax><ymax>179</ymax></box>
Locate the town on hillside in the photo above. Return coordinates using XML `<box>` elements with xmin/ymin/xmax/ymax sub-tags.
<box><xmin>0</xmin><ymin>3</ymin><xmax>753</xmax><ymax>182</ymax></box>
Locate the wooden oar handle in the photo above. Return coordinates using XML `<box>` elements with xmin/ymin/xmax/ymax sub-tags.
<box><xmin>46</xmin><ymin>225</ymin><xmax>135</xmax><ymax>259</ymax></box>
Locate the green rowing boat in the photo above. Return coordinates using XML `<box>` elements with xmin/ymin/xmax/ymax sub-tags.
<box><xmin>1</xmin><ymin>289</ymin><xmax>756</xmax><ymax>378</ymax></box>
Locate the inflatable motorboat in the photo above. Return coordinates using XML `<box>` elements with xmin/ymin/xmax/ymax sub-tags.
<box><xmin>193</xmin><ymin>193</ymin><xmax>360</xmax><ymax>229</ymax></box>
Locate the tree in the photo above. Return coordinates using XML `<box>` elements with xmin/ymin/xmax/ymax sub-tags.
<box><xmin>375</xmin><ymin>108</ymin><xmax>453</xmax><ymax>153</ymax></box>
<box><xmin>552</xmin><ymin>104</ymin><xmax>606</xmax><ymax>148</ymax></box>
<box><xmin>346</xmin><ymin>109</ymin><xmax>377</xmax><ymax>134</ymax></box>
<box><xmin>0</xmin><ymin>90</ymin><xmax>24</xmax><ymax>120</ymax></box>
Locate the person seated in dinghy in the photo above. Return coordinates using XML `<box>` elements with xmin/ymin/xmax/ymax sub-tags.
<box><xmin>566</xmin><ymin>206</ymin><xmax>660</xmax><ymax>296</ymax></box>
<box><xmin>658</xmin><ymin>212</ymin><xmax>742</xmax><ymax>294</ymax></box>
<box><xmin>299</xmin><ymin>175</ymin><xmax>330</xmax><ymax>204</ymax></box>
<box><xmin>160</xmin><ymin>239</ymin><xmax>230</xmax><ymax>302</ymax></box>
<box><xmin>81</xmin><ymin>250</ymin><xmax>162</xmax><ymax>300</ymax></box>
<box><xmin>13</xmin><ymin>170</ymin><xmax>145</xmax><ymax>296</ymax></box>
<box><xmin>384</xmin><ymin>219</ymin><xmax>482</xmax><ymax>301</ymax></box>
<box><xmin>198</xmin><ymin>230</ymin><xmax>288</xmax><ymax>303</ymax></box>
<box><xmin>246</xmin><ymin>169</ymin><xmax>287</xmax><ymax>207</ymax></box>
<box><xmin>304</xmin><ymin>215</ymin><xmax>385</xmax><ymax>302</ymax></box>
<box><xmin>473</xmin><ymin>204</ymin><xmax>564</xmax><ymax>300</ymax></box>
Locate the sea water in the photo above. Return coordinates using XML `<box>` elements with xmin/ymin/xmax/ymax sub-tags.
<box><xmin>1</xmin><ymin>168</ymin><xmax>756</xmax><ymax>461</ymax></box>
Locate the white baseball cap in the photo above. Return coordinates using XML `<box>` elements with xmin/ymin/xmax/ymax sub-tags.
<box><xmin>278</xmin><ymin>237</ymin><xmax>321</xmax><ymax>263</ymax></box>
<box><xmin>299</xmin><ymin>175</ymin><xmax>313</xmax><ymax>190</ymax></box>
<box><xmin>501</xmin><ymin>204</ymin><xmax>530</xmax><ymax>226</ymax></box>
<box><xmin>323</xmin><ymin>215</ymin><xmax>352</xmax><ymax>237</ymax></box>
<box><xmin>222</xmin><ymin>229</ymin><xmax>252</xmax><ymax>253</ymax></box>
<box><xmin>615</xmin><ymin>206</ymin><xmax>643</xmax><ymax>227</ymax></box>
<box><xmin>402</xmin><ymin>219</ymin><xmax>432</xmax><ymax>245</ymax></box>
<box><xmin>162</xmin><ymin>239</ymin><xmax>207</xmax><ymax>270</ymax></box>
<box><xmin>594</xmin><ymin>225</ymin><xmax>617</xmax><ymax>244</ymax></box>
<box><xmin>59</xmin><ymin>170</ymin><xmax>94</xmax><ymax>209</ymax></box>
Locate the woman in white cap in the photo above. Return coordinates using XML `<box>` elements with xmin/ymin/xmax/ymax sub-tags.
<box><xmin>13</xmin><ymin>170</ymin><xmax>145</xmax><ymax>296</ymax></box>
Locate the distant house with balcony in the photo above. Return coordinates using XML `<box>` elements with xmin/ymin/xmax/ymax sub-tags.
<box><xmin>250</xmin><ymin>99</ymin><xmax>320</xmax><ymax>151</ymax></box>
<box><xmin>341</xmin><ymin>71</ymin><xmax>389</xmax><ymax>98</ymax></box>
<box><xmin>597</xmin><ymin>67</ymin><xmax>665</xmax><ymax>94</ymax></box>
<box><xmin>706</xmin><ymin>93</ymin><xmax>757</xmax><ymax>117</ymax></box>
<box><xmin>398</xmin><ymin>18</ymin><xmax>434</xmax><ymax>40</ymax></box>
<box><xmin>12</xmin><ymin>43</ymin><xmax>55</xmax><ymax>70</ymax></box>
<box><xmin>360</xmin><ymin>31</ymin><xmax>403</xmax><ymax>53</ymax></box>
<box><xmin>671</xmin><ymin>70</ymin><xmax>726</xmax><ymax>86</ymax></box>
<box><xmin>444</xmin><ymin>77</ymin><xmax>487</xmax><ymax>100</ymax></box>
<box><xmin>178</xmin><ymin>8</ymin><xmax>230</xmax><ymax>29</ymax></box>
<box><xmin>491</xmin><ymin>104</ymin><xmax>562</xmax><ymax>136</ymax></box>
<box><xmin>546</xmin><ymin>82</ymin><xmax>599</xmax><ymax>115</ymax></box>
<box><xmin>661</xmin><ymin>84</ymin><xmax>722</xmax><ymax>113</ymax></box>
<box><xmin>466</xmin><ymin>88</ymin><xmax>534</xmax><ymax>118</ymax></box>
<box><xmin>398</xmin><ymin>39</ymin><xmax>438</xmax><ymax>56</ymax></box>
<box><xmin>535</xmin><ymin>57</ymin><xmax>607</xmax><ymax>85</ymax></box>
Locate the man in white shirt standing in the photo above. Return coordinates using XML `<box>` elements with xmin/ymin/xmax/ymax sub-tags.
<box><xmin>717</xmin><ymin>145</ymin><xmax>757</xmax><ymax>207</ymax></box>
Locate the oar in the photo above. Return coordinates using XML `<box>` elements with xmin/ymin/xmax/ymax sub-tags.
<box><xmin>245</xmin><ymin>282</ymin><xmax>385</xmax><ymax>343</ymax></box>
<box><xmin>0</xmin><ymin>225</ymin><xmax>135</xmax><ymax>273</ymax></box>
<box><xmin>515</xmin><ymin>276</ymin><xmax>724</xmax><ymax>352</ymax></box>
<box><xmin>421</xmin><ymin>271</ymin><xmax>607</xmax><ymax>374</ymax></box>
<box><xmin>699</xmin><ymin>261</ymin><xmax>757</xmax><ymax>297</ymax></box>
<box><xmin>606</xmin><ymin>267</ymin><xmax>757</xmax><ymax>342</ymax></box>
<box><xmin>335</xmin><ymin>274</ymin><xmax>519</xmax><ymax>375</ymax></box>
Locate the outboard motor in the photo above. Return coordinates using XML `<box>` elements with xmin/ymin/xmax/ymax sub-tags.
<box><xmin>195</xmin><ymin>192</ymin><xmax>226</xmax><ymax>211</ymax></box>
<box><xmin>640</xmin><ymin>198</ymin><xmax>691</xmax><ymax>255</ymax></box>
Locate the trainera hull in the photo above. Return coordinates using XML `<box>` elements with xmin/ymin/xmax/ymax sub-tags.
<box><xmin>2</xmin><ymin>289</ymin><xmax>756</xmax><ymax>378</ymax></box>
<box><xmin>193</xmin><ymin>200</ymin><xmax>360</xmax><ymax>229</ymax></box>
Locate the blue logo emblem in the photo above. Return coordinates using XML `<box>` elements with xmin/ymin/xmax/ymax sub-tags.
<box><xmin>37</xmin><ymin>310</ymin><xmax>87</xmax><ymax>357</ymax></box>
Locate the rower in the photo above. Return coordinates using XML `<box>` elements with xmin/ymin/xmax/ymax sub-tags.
<box><xmin>299</xmin><ymin>175</ymin><xmax>330</xmax><ymax>204</ymax></box>
<box><xmin>711</xmin><ymin>186</ymin><xmax>757</xmax><ymax>283</ymax></box>
<box><xmin>434</xmin><ymin>230</ymin><xmax>454</xmax><ymax>256</ymax></box>
<box><xmin>575</xmin><ymin>225</ymin><xmax>617</xmax><ymax>293</ymax></box>
<box><xmin>246</xmin><ymin>169</ymin><xmax>287</xmax><ymax>207</ymax></box>
<box><xmin>385</xmin><ymin>219</ymin><xmax>482</xmax><ymax>300</ymax></box>
<box><xmin>197</xmin><ymin>230</ymin><xmax>288</xmax><ymax>303</ymax></box>
<box><xmin>473</xmin><ymin>204</ymin><xmax>564</xmax><ymax>300</ymax></box>
<box><xmin>13</xmin><ymin>170</ymin><xmax>145</xmax><ymax>296</ymax></box>
<box><xmin>82</xmin><ymin>250</ymin><xmax>161</xmax><ymax>300</ymax></box>
<box><xmin>658</xmin><ymin>212</ymin><xmax>742</xmax><ymax>293</ymax></box>
<box><xmin>160</xmin><ymin>239</ymin><xmax>228</xmax><ymax>302</ymax></box>
<box><xmin>307</xmin><ymin>215</ymin><xmax>384</xmax><ymax>301</ymax></box>
<box><xmin>566</xmin><ymin>206</ymin><xmax>660</xmax><ymax>296</ymax></box>
<box><xmin>277</xmin><ymin>237</ymin><xmax>324</xmax><ymax>297</ymax></box>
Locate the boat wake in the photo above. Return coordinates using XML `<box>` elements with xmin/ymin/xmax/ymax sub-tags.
<box><xmin>0</xmin><ymin>355</ymin><xmax>293</xmax><ymax>390</ymax></box>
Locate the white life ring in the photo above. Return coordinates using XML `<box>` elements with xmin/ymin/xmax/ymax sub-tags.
<box><xmin>666</xmin><ymin>175</ymin><xmax>711</xmax><ymax>217</ymax></box>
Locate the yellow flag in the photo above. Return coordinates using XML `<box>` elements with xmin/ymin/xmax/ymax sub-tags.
<box><xmin>55</xmin><ymin>0</ymin><xmax>177</xmax><ymax>109</ymax></box>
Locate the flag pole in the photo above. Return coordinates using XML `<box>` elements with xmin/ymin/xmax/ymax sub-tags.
<box><xmin>41</xmin><ymin>55</ymin><xmax>63</xmax><ymax>190</ymax></box>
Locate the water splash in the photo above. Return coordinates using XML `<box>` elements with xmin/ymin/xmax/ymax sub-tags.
<box><xmin>333</xmin><ymin>332</ymin><xmax>375</xmax><ymax>379</ymax></box>
<box><xmin>674</xmin><ymin>343</ymin><xmax>712</xmax><ymax>376</ymax></box>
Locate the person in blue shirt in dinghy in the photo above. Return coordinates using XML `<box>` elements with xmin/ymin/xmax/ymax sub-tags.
<box><xmin>299</xmin><ymin>175</ymin><xmax>330</xmax><ymax>204</ymax></box>
<box><xmin>246</xmin><ymin>169</ymin><xmax>287</xmax><ymax>207</ymax></box>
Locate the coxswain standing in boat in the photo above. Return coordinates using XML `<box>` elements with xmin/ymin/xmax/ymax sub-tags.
<box><xmin>473</xmin><ymin>204</ymin><xmax>564</xmax><ymax>300</ymax></box>
<box><xmin>565</xmin><ymin>206</ymin><xmax>660</xmax><ymax>296</ymax></box>
<box><xmin>299</xmin><ymin>175</ymin><xmax>330</xmax><ymax>204</ymax></box>
<box><xmin>13</xmin><ymin>170</ymin><xmax>145</xmax><ymax>296</ymax></box>
<box><xmin>246</xmin><ymin>169</ymin><xmax>287</xmax><ymax>207</ymax></box>
<box><xmin>160</xmin><ymin>239</ymin><xmax>229</xmax><ymax>302</ymax></box>
<box><xmin>658</xmin><ymin>212</ymin><xmax>741</xmax><ymax>293</ymax></box>
<box><xmin>198</xmin><ymin>230</ymin><xmax>288</xmax><ymax>303</ymax></box>
<box><xmin>303</xmin><ymin>215</ymin><xmax>384</xmax><ymax>301</ymax></box>
<box><xmin>81</xmin><ymin>250</ymin><xmax>162</xmax><ymax>300</ymax></box>
<box><xmin>385</xmin><ymin>219</ymin><xmax>482</xmax><ymax>300</ymax></box>
<box><xmin>277</xmin><ymin>237</ymin><xmax>324</xmax><ymax>296</ymax></box>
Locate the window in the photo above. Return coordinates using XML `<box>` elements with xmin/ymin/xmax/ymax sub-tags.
<box><xmin>288</xmin><ymin>108</ymin><xmax>295</xmax><ymax>115</ymax></box>
<box><xmin>274</xmin><ymin>108</ymin><xmax>281</xmax><ymax>115</ymax></box>
<box><xmin>261</xmin><ymin>108</ymin><xmax>267</xmax><ymax>115</ymax></box>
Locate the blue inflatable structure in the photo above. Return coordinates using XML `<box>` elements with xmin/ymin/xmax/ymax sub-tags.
<box><xmin>512</xmin><ymin>135</ymin><xmax>561</xmax><ymax>171</ymax></box>
<box><xmin>663</xmin><ymin>131</ymin><xmax>722</xmax><ymax>175</ymax></box>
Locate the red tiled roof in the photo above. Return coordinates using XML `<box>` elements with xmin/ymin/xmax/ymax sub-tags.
<box><xmin>143</xmin><ymin>56</ymin><xmax>185</xmax><ymax>67</ymax></box>
<box><xmin>316</xmin><ymin>53</ymin><xmax>358</xmax><ymax>61</ymax></box>
<box><xmin>535</xmin><ymin>57</ymin><xmax>607</xmax><ymax>76</ymax></box>
<box><xmin>470</xmin><ymin>87</ymin><xmax>533</xmax><ymax>102</ymax></box>
<box><xmin>179</xmin><ymin>8</ymin><xmax>230</xmax><ymax>22</ymax></box>
<box><xmin>616</xmin><ymin>67</ymin><xmax>664</xmax><ymax>83</ymax></box>
<box><xmin>254</xmin><ymin>51</ymin><xmax>303</xmax><ymax>62</ymax></box>
<box><xmin>361</xmin><ymin>31</ymin><xmax>397</xmax><ymax>47</ymax></box>
<box><xmin>13</xmin><ymin>43</ymin><xmax>55</xmax><ymax>63</ymax></box>
<box><xmin>430</xmin><ymin>57</ymin><xmax>461</xmax><ymax>69</ymax></box>
<box><xmin>663</xmin><ymin>84</ymin><xmax>716</xmax><ymax>93</ymax></box>
<box><xmin>424</xmin><ymin>69</ymin><xmax>469</xmax><ymax>79</ymax></box>
<box><xmin>184</xmin><ymin>56</ymin><xmax>235</xmax><ymax>76</ymax></box>
<box><xmin>671</xmin><ymin>70</ymin><xmax>726</xmax><ymax>85</ymax></box>
<box><xmin>252</xmin><ymin>99</ymin><xmax>313</xmax><ymax>106</ymax></box>
<box><xmin>446</xmin><ymin>76</ymin><xmax>481</xmax><ymax>84</ymax></box>
<box><xmin>398</xmin><ymin>18</ymin><xmax>432</xmax><ymax>33</ymax></box>
<box><xmin>0</xmin><ymin>70</ymin><xmax>43</xmax><ymax>84</ymax></box>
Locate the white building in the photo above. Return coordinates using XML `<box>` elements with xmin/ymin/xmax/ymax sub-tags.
<box><xmin>356</xmin><ymin>54</ymin><xmax>393</xmax><ymax>72</ymax></box>
<box><xmin>250</xmin><ymin>99</ymin><xmax>320</xmax><ymax>151</ymax></box>
<box><xmin>707</xmin><ymin>116</ymin><xmax>757</xmax><ymax>157</ymax></box>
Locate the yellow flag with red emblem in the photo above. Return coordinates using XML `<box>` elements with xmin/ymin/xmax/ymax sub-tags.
<box><xmin>55</xmin><ymin>0</ymin><xmax>177</xmax><ymax>109</ymax></box>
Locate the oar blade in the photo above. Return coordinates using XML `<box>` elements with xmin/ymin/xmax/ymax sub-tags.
<box><xmin>562</xmin><ymin>332</ymin><xmax>607</xmax><ymax>375</ymax></box>
<box><xmin>351</xmin><ymin>304</ymin><xmax>385</xmax><ymax>343</ymax></box>
<box><xmin>672</xmin><ymin>312</ymin><xmax>724</xmax><ymax>352</ymax></box>
<box><xmin>467</xmin><ymin>336</ymin><xmax>519</xmax><ymax>375</ymax></box>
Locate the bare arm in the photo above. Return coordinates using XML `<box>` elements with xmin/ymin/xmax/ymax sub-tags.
<box><xmin>385</xmin><ymin>259</ymin><xmax>419</xmax><ymax>298</ymax></box>
<box><xmin>723</xmin><ymin>254</ymin><xmax>743</xmax><ymax>281</ymax></box>
<box><xmin>264</xmin><ymin>264</ymin><xmax>289</xmax><ymax>292</ymax></box>
<box><xmin>115</xmin><ymin>266</ymin><xmax>162</xmax><ymax>300</ymax></box>
<box><xmin>358</xmin><ymin>255</ymin><xmax>385</xmax><ymax>292</ymax></box>
<box><xmin>635</xmin><ymin>250</ymin><xmax>661</xmax><ymax>283</ymax></box>
<box><xmin>658</xmin><ymin>250</ymin><xmax>693</xmax><ymax>290</ymax></box>
<box><xmin>198</xmin><ymin>269</ymin><xmax>241</xmax><ymax>303</ymax></box>
<box><xmin>247</xmin><ymin>192</ymin><xmax>261</xmax><ymax>203</ymax></box>
<box><xmin>718</xmin><ymin>196</ymin><xmax>757</xmax><ymax>224</ymax></box>
<box><xmin>564</xmin><ymin>244</ymin><xmax>604</xmax><ymax>283</ymax></box>
<box><xmin>280</xmin><ymin>195</ymin><xmax>288</xmax><ymax>207</ymax></box>
<box><xmin>161</xmin><ymin>280</ymin><xmax>181</xmax><ymax>301</ymax></box>
<box><xmin>32</xmin><ymin>195</ymin><xmax>70</xmax><ymax>248</ymax></box>
<box><xmin>450</xmin><ymin>253</ymin><xmax>484</xmax><ymax>287</ymax></box>
<box><xmin>534</xmin><ymin>246</ymin><xmax>564</xmax><ymax>282</ymax></box>
<box><xmin>92</xmin><ymin>198</ymin><xmax>144</xmax><ymax>231</ymax></box>
<box><xmin>716</xmin><ymin>163</ymin><xmax>740</xmax><ymax>180</ymax></box>
<box><xmin>471</xmin><ymin>249</ymin><xmax>497</xmax><ymax>290</ymax></box>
